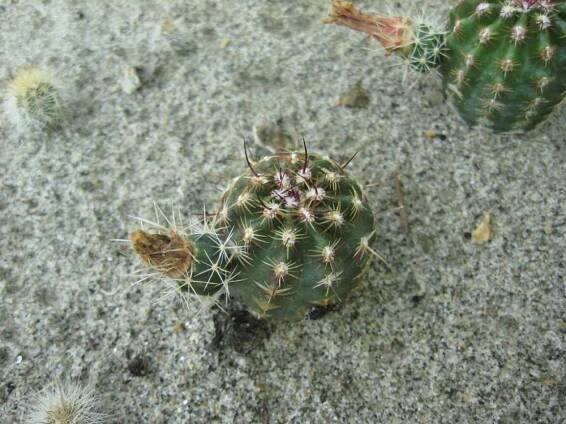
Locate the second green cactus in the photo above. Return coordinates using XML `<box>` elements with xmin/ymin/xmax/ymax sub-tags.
<box><xmin>131</xmin><ymin>144</ymin><xmax>376</xmax><ymax>320</ymax></box>
<box><xmin>327</xmin><ymin>1</ymin><xmax>566</xmax><ymax>133</ymax></box>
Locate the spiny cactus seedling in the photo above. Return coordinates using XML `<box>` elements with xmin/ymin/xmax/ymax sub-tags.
<box><xmin>4</xmin><ymin>65</ymin><xmax>62</xmax><ymax>131</ymax></box>
<box><xmin>326</xmin><ymin>1</ymin><xmax>566</xmax><ymax>133</ymax></box>
<box><xmin>25</xmin><ymin>380</ymin><xmax>108</xmax><ymax>424</ymax></box>
<box><xmin>130</xmin><ymin>142</ymin><xmax>377</xmax><ymax>320</ymax></box>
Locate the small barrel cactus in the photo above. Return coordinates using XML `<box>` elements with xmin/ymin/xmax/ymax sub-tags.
<box><xmin>4</xmin><ymin>65</ymin><xmax>62</xmax><ymax>131</ymax></box>
<box><xmin>326</xmin><ymin>1</ymin><xmax>566</xmax><ymax>133</ymax></box>
<box><xmin>131</xmin><ymin>143</ymin><xmax>377</xmax><ymax>320</ymax></box>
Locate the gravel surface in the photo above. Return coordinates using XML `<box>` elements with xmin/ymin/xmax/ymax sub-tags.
<box><xmin>1</xmin><ymin>1</ymin><xmax>564</xmax><ymax>422</ymax></box>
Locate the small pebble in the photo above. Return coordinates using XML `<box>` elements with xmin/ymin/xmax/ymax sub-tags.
<box><xmin>424</xmin><ymin>90</ymin><xmax>444</xmax><ymax>106</ymax></box>
<box><xmin>120</xmin><ymin>67</ymin><xmax>142</xmax><ymax>94</ymax></box>
<box><xmin>424</xmin><ymin>129</ymin><xmax>437</xmax><ymax>139</ymax></box>
<box><xmin>543</xmin><ymin>221</ymin><xmax>552</xmax><ymax>235</ymax></box>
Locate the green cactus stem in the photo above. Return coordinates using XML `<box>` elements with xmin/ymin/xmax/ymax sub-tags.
<box><xmin>326</xmin><ymin>0</ymin><xmax>566</xmax><ymax>133</ymax></box>
<box><xmin>131</xmin><ymin>142</ymin><xmax>377</xmax><ymax>320</ymax></box>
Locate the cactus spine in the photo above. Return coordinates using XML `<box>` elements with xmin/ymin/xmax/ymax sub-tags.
<box><xmin>327</xmin><ymin>1</ymin><xmax>566</xmax><ymax>133</ymax></box>
<box><xmin>131</xmin><ymin>143</ymin><xmax>376</xmax><ymax>320</ymax></box>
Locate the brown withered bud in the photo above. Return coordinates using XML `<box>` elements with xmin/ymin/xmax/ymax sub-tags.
<box><xmin>131</xmin><ymin>229</ymin><xmax>195</xmax><ymax>278</ymax></box>
<box><xmin>325</xmin><ymin>1</ymin><xmax>413</xmax><ymax>53</ymax></box>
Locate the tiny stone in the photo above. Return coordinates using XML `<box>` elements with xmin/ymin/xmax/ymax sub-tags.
<box><xmin>127</xmin><ymin>354</ymin><xmax>151</xmax><ymax>376</ymax></box>
<box><xmin>174</xmin><ymin>321</ymin><xmax>185</xmax><ymax>333</ymax></box>
<box><xmin>424</xmin><ymin>129</ymin><xmax>437</xmax><ymax>139</ymax></box>
<box><xmin>162</xmin><ymin>17</ymin><xmax>175</xmax><ymax>33</ymax></box>
<box><xmin>543</xmin><ymin>221</ymin><xmax>552</xmax><ymax>235</ymax></box>
<box><xmin>424</xmin><ymin>90</ymin><xmax>444</xmax><ymax>106</ymax></box>
<box><xmin>119</xmin><ymin>67</ymin><xmax>142</xmax><ymax>94</ymax></box>
<box><xmin>307</xmin><ymin>304</ymin><xmax>337</xmax><ymax>320</ymax></box>
<box><xmin>5</xmin><ymin>381</ymin><xmax>15</xmax><ymax>395</ymax></box>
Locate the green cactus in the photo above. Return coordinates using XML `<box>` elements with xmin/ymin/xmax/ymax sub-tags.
<box><xmin>326</xmin><ymin>1</ymin><xmax>566</xmax><ymax>133</ymax></box>
<box><xmin>5</xmin><ymin>65</ymin><xmax>63</xmax><ymax>131</ymax></box>
<box><xmin>131</xmin><ymin>143</ymin><xmax>377</xmax><ymax>320</ymax></box>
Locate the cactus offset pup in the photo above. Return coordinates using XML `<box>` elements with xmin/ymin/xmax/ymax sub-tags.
<box><xmin>327</xmin><ymin>1</ymin><xmax>566</xmax><ymax>133</ymax></box>
<box><xmin>5</xmin><ymin>65</ymin><xmax>62</xmax><ymax>131</ymax></box>
<box><xmin>131</xmin><ymin>143</ymin><xmax>376</xmax><ymax>320</ymax></box>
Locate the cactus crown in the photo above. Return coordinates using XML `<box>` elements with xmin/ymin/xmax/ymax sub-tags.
<box><xmin>131</xmin><ymin>143</ymin><xmax>377</xmax><ymax>320</ymax></box>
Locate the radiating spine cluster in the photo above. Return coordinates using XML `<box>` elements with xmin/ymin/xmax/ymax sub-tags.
<box><xmin>131</xmin><ymin>142</ymin><xmax>377</xmax><ymax>320</ymax></box>
<box><xmin>326</xmin><ymin>0</ymin><xmax>566</xmax><ymax>132</ymax></box>
<box><xmin>25</xmin><ymin>380</ymin><xmax>108</xmax><ymax>424</ymax></box>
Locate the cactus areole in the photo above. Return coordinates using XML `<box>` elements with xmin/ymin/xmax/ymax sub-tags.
<box><xmin>132</xmin><ymin>143</ymin><xmax>376</xmax><ymax>320</ymax></box>
<box><xmin>327</xmin><ymin>1</ymin><xmax>566</xmax><ymax>132</ymax></box>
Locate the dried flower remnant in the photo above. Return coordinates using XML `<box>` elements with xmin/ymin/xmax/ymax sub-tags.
<box><xmin>472</xmin><ymin>212</ymin><xmax>492</xmax><ymax>244</ymax></box>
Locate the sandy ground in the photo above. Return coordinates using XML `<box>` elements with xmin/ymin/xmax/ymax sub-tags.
<box><xmin>0</xmin><ymin>1</ymin><xmax>564</xmax><ymax>422</ymax></box>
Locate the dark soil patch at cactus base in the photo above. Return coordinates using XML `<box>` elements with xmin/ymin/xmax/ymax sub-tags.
<box><xmin>210</xmin><ymin>308</ymin><xmax>272</xmax><ymax>355</ymax></box>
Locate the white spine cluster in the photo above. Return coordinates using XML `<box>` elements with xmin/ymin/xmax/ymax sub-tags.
<box><xmin>25</xmin><ymin>380</ymin><xmax>108</xmax><ymax>424</ymax></box>
<box><xmin>404</xmin><ymin>12</ymin><xmax>447</xmax><ymax>74</ymax></box>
